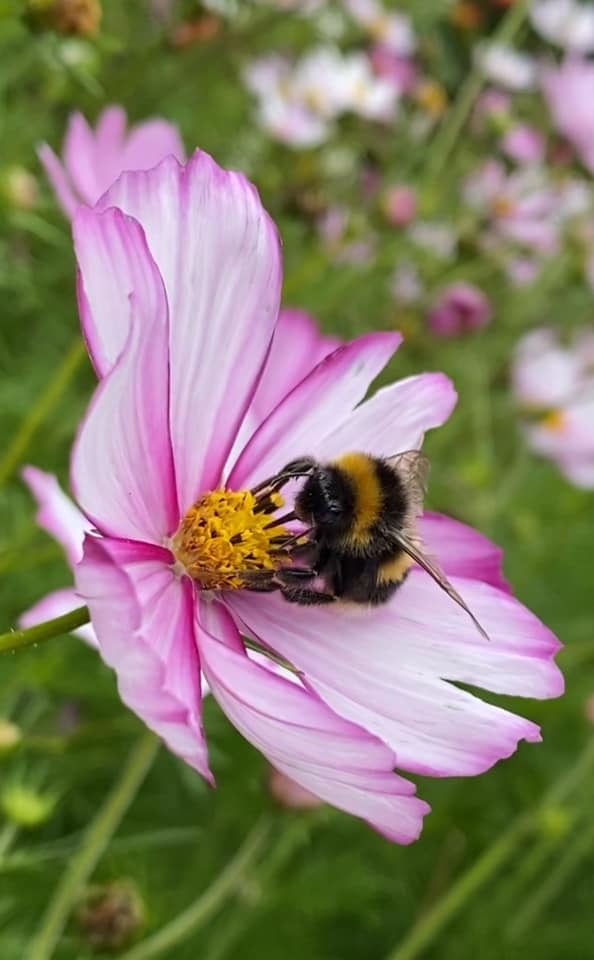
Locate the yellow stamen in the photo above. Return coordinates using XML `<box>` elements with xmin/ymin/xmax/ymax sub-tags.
<box><xmin>415</xmin><ymin>81</ymin><xmax>448</xmax><ymax>119</ymax></box>
<box><xmin>540</xmin><ymin>409</ymin><xmax>567</xmax><ymax>434</ymax></box>
<box><xmin>172</xmin><ymin>489</ymin><xmax>289</xmax><ymax>590</ymax></box>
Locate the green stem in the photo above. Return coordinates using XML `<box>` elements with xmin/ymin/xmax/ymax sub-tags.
<box><xmin>0</xmin><ymin>606</ymin><xmax>90</xmax><ymax>655</ymax></box>
<box><xmin>26</xmin><ymin>732</ymin><xmax>159</xmax><ymax>960</ymax></box>
<box><xmin>119</xmin><ymin>817</ymin><xmax>272</xmax><ymax>960</ymax></box>
<box><xmin>0</xmin><ymin>336</ymin><xmax>86</xmax><ymax>491</ymax></box>
<box><xmin>423</xmin><ymin>0</ymin><xmax>531</xmax><ymax>185</ymax></box>
<box><xmin>385</xmin><ymin>737</ymin><xmax>594</xmax><ymax>960</ymax></box>
<box><xmin>507</xmin><ymin>814</ymin><xmax>594</xmax><ymax>939</ymax></box>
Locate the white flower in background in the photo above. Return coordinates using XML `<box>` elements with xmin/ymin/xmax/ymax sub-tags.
<box><xmin>478</xmin><ymin>44</ymin><xmax>537</xmax><ymax>90</ymax></box>
<box><xmin>390</xmin><ymin>262</ymin><xmax>424</xmax><ymax>303</ymax></box>
<box><xmin>244</xmin><ymin>55</ymin><xmax>331</xmax><ymax>147</ymax></box>
<box><xmin>344</xmin><ymin>0</ymin><xmax>416</xmax><ymax>55</ymax></box>
<box><xmin>530</xmin><ymin>0</ymin><xmax>594</xmax><ymax>52</ymax></box>
<box><xmin>409</xmin><ymin>221</ymin><xmax>458</xmax><ymax>260</ymax></box>
<box><xmin>244</xmin><ymin>47</ymin><xmax>398</xmax><ymax>145</ymax></box>
<box><xmin>513</xmin><ymin>327</ymin><xmax>594</xmax><ymax>488</ymax></box>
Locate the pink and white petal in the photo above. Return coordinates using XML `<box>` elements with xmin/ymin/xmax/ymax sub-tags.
<box><xmin>63</xmin><ymin>112</ymin><xmax>102</xmax><ymax>206</ymax></box>
<box><xmin>71</xmin><ymin>242</ymin><xmax>178</xmax><ymax>542</ymax></box>
<box><xmin>73</xmin><ymin>205</ymin><xmax>168</xmax><ymax>376</ymax></box>
<box><xmin>319</xmin><ymin>372</ymin><xmax>457</xmax><ymax>461</ymax></box>
<box><xmin>37</xmin><ymin>144</ymin><xmax>79</xmax><ymax>218</ymax></box>
<box><xmin>420</xmin><ymin>511</ymin><xmax>510</xmax><ymax>592</ymax></box>
<box><xmin>228</xmin><ymin>583</ymin><xmax>562</xmax><ymax>779</ymax></box>
<box><xmin>19</xmin><ymin>587</ymin><xmax>97</xmax><ymax>647</ymax></box>
<box><xmin>97</xmin><ymin>152</ymin><xmax>283</xmax><ymax>508</ymax></box>
<box><xmin>122</xmin><ymin>119</ymin><xmax>186</xmax><ymax>172</ymax></box>
<box><xmin>76</xmin><ymin>535</ymin><xmax>211</xmax><ymax>780</ymax></box>
<box><xmin>91</xmin><ymin>106</ymin><xmax>128</xmax><ymax>194</ymax></box>
<box><xmin>198</xmin><ymin>599</ymin><xmax>429</xmax><ymax>844</ymax></box>
<box><xmin>250</xmin><ymin>309</ymin><xmax>341</xmax><ymax>426</ymax></box>
<box><xmin>22</xmin><ymin>466</ymin><xmax>90</xmax><ymax>568</ymax></box>
<box><xmin>229</xmin><ymin>333</ymin><xmax>401</xmax><ymax>490</ymax></box>
<box><xmin>559</xmin><ymin>456</ymin><xmax>594</xmax><ymax>488</ymax></box>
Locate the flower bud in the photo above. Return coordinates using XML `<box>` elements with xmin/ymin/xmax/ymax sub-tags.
<box><xmin>1</xmin><ymin>783</ymin><xmax>56</xmax><ymax>828</ymax></box>
<box><xmin>77</xmin><ymin>882</ymin><xmax>145</xmax><ymax>952</ymax></box>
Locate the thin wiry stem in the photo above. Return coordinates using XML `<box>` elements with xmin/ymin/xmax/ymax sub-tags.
<box><xmin>26</xmin><ymin>732</ymin><xmax>159</xmax><ymax>960</ymax></box>
<box><xmin>422</xmin><ymin>0</ymin><xmax>531</xmax><ymax>186</ymax></box>
<box><xmin>0</xmin><ymin>337</ymin><xmax>87</xmax><ymax>491</ymax></box>
<box><xmin>385</xmin><ymin>737</ymin><xmax>594</xmax><ymax>960</ymax></box>
<box><xmin>0</xmin><ymin>606</ymin><xmax>90</xmax><ymax>655</ymax></box>
<box><xmin>119</xmin><ymin>817</ymin><xmax>272</xmax><ymax>960</ymax></box>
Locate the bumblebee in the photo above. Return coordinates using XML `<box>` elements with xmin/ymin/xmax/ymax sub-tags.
<box><xmin>268</xmin><ymin>451</ymin><xmax>489</xmax><ymax>640</ymax></box>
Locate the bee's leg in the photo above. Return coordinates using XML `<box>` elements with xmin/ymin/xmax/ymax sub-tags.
<box><xmin>251</xmin><ymin>458</ymin><xmax>316</xmax><ymax>496</ymax></box>
<box><xmin>280</xmin><ymin>585</ymin><xmax>336</xmax><ymax>605</ymax></box>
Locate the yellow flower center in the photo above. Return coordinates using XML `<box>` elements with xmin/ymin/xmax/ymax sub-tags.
<box><xmin>172</xmin><ymin>489</ymin><xmax>292</xmax><ymax>591</ymax></box>
<box><xmin>540</xmin><ymin>409</ymin><xmax>567</xmax><ymax>434</ymax></box>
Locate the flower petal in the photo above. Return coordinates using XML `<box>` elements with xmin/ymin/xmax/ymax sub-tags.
<box><xmin>229</xmin><ymin>332</ymin><xmax>401</xmax><ymax>489</ymax></box>
<box><xmin>228</xmin><ymin>582</ymin><xmax>562</xmax><ymax>779</ymax></box>
<box><xmin>71</xmin><ymin>219</ymin><xmax>178</xmax><ymax>542</ymax></box>
<box><xmin>76</xmin><ymin>536</ymin><xmax>211</xmax><ymax>781</ymax></box>
<box><xmin>22</xmin><ymin>466</ymin><xmax>89</xmax><ymax>568</ymax></box>
<box><xmin>250</xmin><ymin>309</ymin><xmax>341</xmax><ymax>426</ymax></box>
<box><xmin>97</xmin><ymin>151</ymin><xmax>283</xmax><ymax>509</ymax></box>
<box><xmin>319</xmin><ymin>372</ymin><xmax>457</xmax><ymax>460</ymax></box>
<box><xmin>73</xmin><ymin>205</ymin><xmax>169</xmax><ymax>377</ymax></box>
<box><xmin>122</xmin><ymin>119</ymin><xmax>186</xmax><ymax>171</ymax></box>
<box><xmin>198</xmin><ymin>599</ymin><xmax>429</xmax><ymax>843</ymax></box>
<box><xmin>420</xmin><ymin>511</ymin><xmax>511</xmax><ymax>592</ymax></box>
<box><xmin>19</xmin><ymin>587</ymin><xmax>97</xmax><ymax>647</ymax></box>
<box><xmin>63</xmin><ymin>112</ymin><xmax>102</xmax><ymax>206</ymax></box>
<box><xmin>37</xmin><ymin>143</ymin><xmax>79</xmax><ymax>218</ymax></box>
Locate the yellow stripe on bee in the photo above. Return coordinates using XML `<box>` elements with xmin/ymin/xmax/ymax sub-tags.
<box><xmin>377</xmin><ymin>553</ymin><xmax>414</xmax><ymax>585</ymax></box>
<box><xmin>333</xmin><ymin>453</ymin><xmax>382</xmax><ymax>545</ymax></box>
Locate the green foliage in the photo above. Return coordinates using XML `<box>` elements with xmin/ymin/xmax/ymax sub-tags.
<box><xmin>0</xmin><ymin>1</ymin><xmax>593</xmax><ymax>959</ymax></box>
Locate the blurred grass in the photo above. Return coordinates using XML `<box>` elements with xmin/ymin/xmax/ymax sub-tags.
<box><xmin>1</xmin><ymin>1</ymin><xmax>594</xmax><ymax>959</ymax></box>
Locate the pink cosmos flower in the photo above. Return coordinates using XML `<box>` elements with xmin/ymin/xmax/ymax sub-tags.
<box><xmin>512</xmin><ymin>327</ymin><xmax>594</xmax><ymax>488</ymax></box>
<box><xmin>382</xmin><ymin>185</ymin><xmax>417</xmax><ymax>228</ymax></box>
<box><xmin>541</xmin><ymin>59</ymin><xmax>594</xmax><ymax>174</ymax></box>
<box><xmin>344</xmin><ymin>0</ymin><xmax>416</xmax><ymax>56</ymax></box>
<box><xmin>32</xmin><ymin>151</ymin><xmax>562</xmax><ymax>843</ymax></box>
<box><xmin>427</xmin><ymin>284</ymin><xmax>492</xmax><ymax>338</ymax></box>
<box><xmin>463</xmin><ymin>160</ymin><xmax>561</xmax><ymax>256</ymax></box>
<box><xmin>38</xmin><ymin>106</ymin><xmax>186</xmax><ymax>218</ymax></box>
<box><xmin>501</xmin><ymin>125</ymin><xmax>546</xmax><ymax>166</ymax></box>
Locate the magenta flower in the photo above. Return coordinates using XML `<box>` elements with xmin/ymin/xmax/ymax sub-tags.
<box><xmin>382</xmin><ymin>185</ymin><xmax>417</xmax><ymax>228</ymax></box>
<box><xmin>428</xmin><ymin>284</ymin><xmax>492</xmax><ymax>338</ymax></box>
<box><xmin>541</xmin><ymin>59</ymin><xmax>594</xmax><ymax>174</ymax></box>
<box><xmin>32</xmin><ymin>151</ymin><xmax>562</xmax><ymax>843</ymax></box>
<box><xmin>38</xmin><ymin>106</ymin><xmax>186</xmax><ymax>218</ymax></box>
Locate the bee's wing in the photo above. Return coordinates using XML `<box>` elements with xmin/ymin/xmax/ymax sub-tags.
<box><xmin>387</xmin><ymin>450</ymin><xmax>430</xmax><ymax>519</ymax></box>
<box><xmin>394</xmin><ymin>532</ymin><xmax>491</xmax><ymax>642</ymax></box>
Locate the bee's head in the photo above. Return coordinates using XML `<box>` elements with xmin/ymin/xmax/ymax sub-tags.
<box><xmin>294</xmin><ymin>465</ymin><xmax>355</xmax><ymax>537</ymax></box>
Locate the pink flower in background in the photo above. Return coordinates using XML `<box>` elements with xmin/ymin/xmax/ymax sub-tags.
<box><xmin>269</xmin><ymin>767</ymin><xmax>323</xmax><ymax>809</ymax></box>
<box><xmin>463</xmin><ymin>160</ymin><xmax>561</xmax><ymax>256</ymax></box>
<box><xmin>472</xmin><ymin>88</ymin><xmax>511</xmax><ymax>131</ymax></box>
<box><xmin>427</xmin><ymin>283</ymin><xmax>492</xmax><ymax>338</ymax></box>
<box><xmin>32</xmin><ymin>151</ymin><xmax>562</xmax><ymax>843</ymax></box>
<box><xmin>501</xmin><ymin>125</ymin><xmax>546</xmax><ymax>166</ymax></box>
<box><xmin>38</xmin><ymin>106</ymin><xmax>186</xmax><ymax>218</ymax></box>
<box><xmin>345</xmin><ymin>0</ymin><xmax>416</xmax><ymax>56</ymax></box>
<box><xmin>370</xmin><ymin>45</ymin><xmax>417</xmax><ymax>94</ymax></box>
<box><xmin>541</xmin><ymin>59</ymin><xmax>594</xmax><ymax>174</ymax></box>
<box><xmin>383</xmin><ymin>185</ymin><xmax>417</xmax><ymax>227</ymax></box>
<box><xmin>512</xmin><ymin>327</ymin><xmax>594</xmax><ymax>488</ymax></box>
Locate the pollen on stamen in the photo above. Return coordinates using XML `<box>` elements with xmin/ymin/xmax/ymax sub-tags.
<box><xmin>172</xmin><ymin>488</ymin><xmax>296</xmax><ymax>591</ymax></box>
